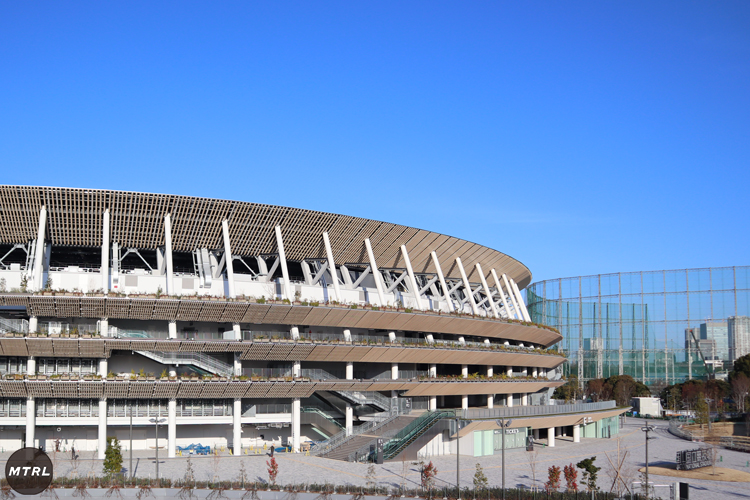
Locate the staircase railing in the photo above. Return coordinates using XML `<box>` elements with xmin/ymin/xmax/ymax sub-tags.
<box><xmin>0</xmin><ymin>317</ymin><xmax>28</xmax><ymax>334</ymax></box>
<box><xmin>301</xmin><ymin>368</ymin><xmax>400</xmax><ymax>411</ymax></box>
<box><xmin>137</xmin><ymin>350</ymin><xmax>234</xmax><ymax>377</ymax></box>
<box><xmin>310</xmin><ymin>408</ymin><xmax>404</xmax><ymax>457</ymax></box>
<box><xmin>376</xmin><ymin>410</ymin><xmax>455</xmax><ymax>461</ymax></box>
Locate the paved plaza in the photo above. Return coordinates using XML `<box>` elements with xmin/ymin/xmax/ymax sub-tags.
<box><xmin>4</xmin><ymin>419</ymin><xmax>750</xmax><ymax>499</ymax></box>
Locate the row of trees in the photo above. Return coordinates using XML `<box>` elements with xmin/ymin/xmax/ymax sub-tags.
<box><xmin>553</xmin><ymin>375</ymin><xmax>650</xmax><ymax>406</ymax></box>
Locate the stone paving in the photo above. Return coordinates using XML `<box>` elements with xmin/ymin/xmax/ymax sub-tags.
<box><xmin>3</xmin><ymin>418</ymin><xmax>750</xmax><ymax>498</ymax></box>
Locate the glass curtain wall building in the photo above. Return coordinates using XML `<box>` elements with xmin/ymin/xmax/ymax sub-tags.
<box><xmin>526</xmin><ymin>267</ymin><xmax>750</xmax><ymax>386</ymax></box>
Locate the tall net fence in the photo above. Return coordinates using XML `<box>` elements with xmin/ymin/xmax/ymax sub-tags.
<box><xmin>526</xmin><ymin>266</ymin><xmax>750</xmax><ymax>386</ymax></box>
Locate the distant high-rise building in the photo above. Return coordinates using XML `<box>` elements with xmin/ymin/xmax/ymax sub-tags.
<box><xmin>700</xmin><ymin>321</ymin><xmax>729</xmax><ymax>361</ymax></box>
<box><xmin>729</xmin><ymin>316</ymin><xmax>750</xmax><ymax>361</ymax></box>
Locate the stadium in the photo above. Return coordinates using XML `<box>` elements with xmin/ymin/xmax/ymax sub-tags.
<box><xmin>0</xmin><ymin>186</ymin><xmax>625</xmax><ymax>462</ymax></box>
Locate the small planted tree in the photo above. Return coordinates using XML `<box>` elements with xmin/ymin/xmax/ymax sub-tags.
<box><xmin>576</xmin><ymin>457</ymin><xmax>601</xmax><ymax>492</ymax></box>
<box><xmin>420</xmin><ymin>461</ymin><xmax>438</xmax><ymax>490</ymax></box>
<box><xmin>103</xmin><ymin>437</ymin><xmax>123</xmax><ymax>477</ymax></box>
<box><xmin>365</xmin><ymin>464</ymin><xmax>377</xmax><ymax>490</ymax></box>
<box><xmin>473</xmin><ymin>463</ymin><xmax>488</xmax><ymax>491</ymax></box>
<box><xmin>266</xmin><ymin>457</ymin><xmax>279</xmax><ymax>486</ymax></box>
<box><xmin>563</xmin><ymin>464</ymin><xmax>578</xmax><ymax>492</ymax></box>
<box><xmin>545</xmin><ymin>466</ymin><xmax>561</xmax><ymax>493</ymax></box>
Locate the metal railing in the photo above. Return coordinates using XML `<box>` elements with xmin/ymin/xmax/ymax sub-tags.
<box><xmin>136</xmin><ymin>350</ymin><xmax>234</xmax><ymax>377</ymax></box>
<box><xmin>460</xmin><ymin>401</ymin><xmax>617</xmax><ymax>419</ymax></box>
<box><xmin>0</xmin><ymin>317</ymin><xmax>28</xmax><ymax>334</ymax></box>
<box><xmin>302</xmin><ymin>407</ymin><xmax>345</xmax><ymax>429</ymax></box>
<box><xmin>243</xmin><ymin>404</ymin><xmax>292</xmax><ymax>416</ymax></box>
<box><xmin>310</xmin><ymin>406</ymin><xmax>408</xmax><ymax>457</ymax></box>
<box><xmin>244</xmin><ymin>367</ymin><xmax>293</xmax><ymax>378</ymax></box>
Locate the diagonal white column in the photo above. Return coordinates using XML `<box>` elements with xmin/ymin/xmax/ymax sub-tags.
<box><xmin>502</xmin><ymin>273</ymin><xmax>522</xmax><ymax>320</ymax></box>
<box><xmin>400</xmin><ymin>245</ymin><xmax>423</xmax><ymax>310</ymax></box>
<box><xmin>33</xmin><ymin>206</ymin><xmax>47</xmax><ymax>290</ymax></box>
<box><xmin>490</xmin><ymin>269</ymin><xmax>512</xmax><ymax>318</ymax></box>
<box><xmin>274</xmin><ymin>226</ymin><xmax>293</xmax><ymax>301</ymax></box>
<box><xmin>431</xmin><ymin>251</ymin><xmax>454</xmax><ymax>312</ymax></box>
<box><xmin>222</xmin><ymin>220</ymin><xmax>236</xmax><ymax>298</ymax></box>
<box><xmin>164</xmin><ymin>214</ymin><xmax>174</xmax><ymax>295</ymax></box>
<box><xmin>101</xmin><ymin>209</ymin><xmax>110</xmax><ymax>293</ymax></box>
<box><xmin>475</xmin><ymin>263</ymin><xmax>498</xmax><ymax>318</ymax></box>
<box><xmin>322</xmin><ymin>232</ymin><xmax>341</xmax><ymax>302</ymax></box>
<box><xmin>455</xmin><ymin>258</ymin><xmax>479</xmax><ymax>315</ymax></box>
<box><xmin>364</xmin><ymin>238</ymin><xmax>386</xmax><ymax>306</ymax></box>
<box><xmin>509</xmin><ymin>278</ymin><xmax>532</xmax><ymax>322</ymax></box>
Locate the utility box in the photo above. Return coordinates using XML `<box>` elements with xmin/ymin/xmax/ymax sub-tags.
<box><xmin>631</xmin><ymin>397</ymin><xmax>663</xmax><ymax>418</ymax></box>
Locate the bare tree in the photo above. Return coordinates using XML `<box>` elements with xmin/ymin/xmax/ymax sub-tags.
<box><xmin>731</xmin><ymin>374</ymin><xmax>750</xmax><ymax>413</ymax></box>
<box><xmin>525</xmin><ymin>448</ymin><xmax>539</xmax><ymax>491</ymax></box>
<box><xmin>604</xmin><ymin>438</ymin><xmax>631</xmax><ymax>497</ymax></box>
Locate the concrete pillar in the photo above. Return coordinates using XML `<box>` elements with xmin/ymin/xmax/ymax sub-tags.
<box><xmin>164</xmin><ymin>214</ymin><xmax>174</xmax><ymax>295</ymax></box>
<box><xmin>274</xmin><ymin>226</ymin><xmax>293</xmax><ymax>301</ymax></box>
<box><xmin>400</xmin><ymin>245</ymin><xmax>423</xmax><ymax>310</ymax></box>
<box><xmin>365</xmin><ymin>238</ymin><xmax>386</xmax><ymax>306</ymax></box>
<box><xmin>461</xmin><ymin>395</ymin><xmax>469</xmax><ymax>410</ymax></box>
<box><xmin>343</xmin><ymin>329</ymin><xmax>352</xmax><ymax>342</ymax></box>
<box><xmin>98</xmin><ymin>398</ymin><xmax>107</xmax><ymax>459</ymax></box>
<box><xmin>506</xmin><ymin>394</ymin><xmax>513</xmax><ymax>407</ymax></box>
<box><xmin>522</xmin><ymin>367</ymin><xmax>528</xmax><ymax>377</ymax></box>
<box><xmin>168</xmin><ymin>321</ymin><xmax>177</xmax><ymax>339</ymax></box>
<box><xmin>345</xmin><ymin>405</ymin><xmax>353</xmax><ymax>436</ymax></box>
<box><xmin>521</xmin><ymin>393</ymin><xmax>528</xmax><ymax>406</ymax></box>
<box><xmin>292</xmin><ymin>361</ymin><xmax>301</xmax><ymax>378</ymax></box>
<box><xmin>425</xmin><ymin>334</ymin><xmax>434</xmax><ymax>344</ymax></box>
<box><xmin>506</xmin><ymin>366</ymin><xmax>513</xmax><ymax>377</ymax></box>
<box><xmin>25</xmin><ymin>397</ymin><xmax>35</xmax><ymax>447</ymax></box>
<box><xmin>29</xmin><ymin>317</ymin><xmax>38</xmax><ymax>334</ymax></box>
<box><xmin>292</xmin><ymin>398</ymin><xmax>300</xmax><ymax>452</ymax></box>
<box><xmin>475</xmin><ymin>263</ymin><xmax>498</xmax><ymax>318</ymax></box>
<box><xmin>461</xmin><ymin>365</ymin><xmax>468</xmax><ymax>378</ymax></box>
<box><xmin>487</xmin><ymin>395</ymin><xmax>494</xmax><ymax>409</ymax></box>
<box><xmin>487</xmin><ymin>366</ymin><xmax>493</xmax><ymax>378</ymax></box>
<box><xmin>101</xmin><ymin>209</ymin><xmax>110</xmax><ymax>293</ymax></box>
<box><xmin>233</xmin><ymin>399</ymin><xmax>241</xmax><ymax>456</ymax></box>
<box><xmin>168</xmin><ymin>399</ymin><xmax>177</xmax><ymax>458</ymax></box>
<box><xmin>484</xmin><ymin>338</ymin><xmax>491</xmax><ymax>346</ymax></box>
<box><xmin>169</xmin><ymin>366</ymin><xmax>177</xmax><ymax>378</ymax></box>
<box><xmin>388</xmin><ymin>331</ymin><xmax>396</xmax><ymax>343</ymax></box>
<box><xmin>532</xmin><ymin>367</ymin><xmax>538</xmax><ymax>378</ymax></box>
<box><xmin>222</xmin><ymin>220</ymin><xmax>236</xmax><ymax>299</ymax></box>
<box><xmin>573</xmin><ymin>424</ymin><xmax>580</xmax><ymax>443</ymax></box>
<box><xmin>429</xmin><ymin>396</ymin><xmax>437</xmax><ymax>410</ymax></box>
<box><xmin>345</xmin><ymin>362</ymin><xmax>354</xmax><ymax>380</ymax></box>
<box><xmin>322</xmin><ymin>232</ymin><xmax>341</xmax><ymax>303</ymax></box>
<box><xmin>431</xmin><ymin>251</ymin><xmax>454</xmax><ymax>312</ymax></box>
<box><xmin>490</xmin><ymin>269</ymin><xmax>512</xmax><ymax>319</ymax></box>
<box><xmin>27</xmin><ymin>356</ymin><xmax>35</xmax><ymax>375</ymax></box>
<box><xmin>99</xmin><ymin>358</ymin><xmax>108</xmax><ymax>377</ymax></box>
<box><xmin>290</xmin><ymin>326</ymin><xmax>299</xmax><ymax>340</ymax></box>
<box><xmin>33</xmin><ymin>206</ymin><xmax>47</xmax><ymax>291</ymax></box>
<box><xmin>501</xmin><ymin>273</ymin><xmax>521</xmax><ymax>320</ymax></box>
<box><xmin>100</xmin><ymin>318</ymin><xmax>109</xmax><ymax>337</ymax></box>
<box><xmin>233</xmin><ymin>354</ymin><xmax>242</xmax><ymax>377</ymax></box>
<box><xmin>232</xmin><ymin>323</ymin><xmax>242</xmax><ymax>340</ymax></box>
<box><xmin>391</xmin><ymin>363</ymin><xmax>399</xmax><ymax>380</ymax></box>
<box><xmin>458</xmin><ymin>336</ymin><xmax>466</xmax><ymax>345</ymax></box>
<box><xmin>548</xmin><ymin>427</ymin><xmax>555</xmax><ymax>447</ymax></box>
<box><xmin>429</xmin><ymin>364</ymin><xmax>437</xmax><ymax>378</ymax></box>
<box><xmin>455</xmin><ymin>257</ymin><xmax>478</xmax><ymax>315</ymax></box>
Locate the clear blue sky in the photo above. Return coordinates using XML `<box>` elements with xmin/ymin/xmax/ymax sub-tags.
<box><xmin>1</xmin><ymin>2</ymin><xmax>748</xmax><ymax>283</ymax></box>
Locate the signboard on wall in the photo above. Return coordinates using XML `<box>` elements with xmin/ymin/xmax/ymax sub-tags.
<box><xmin>676</xmin><ymin>448</ymin><xmax>711</xmax><ymax>470</ymax></box>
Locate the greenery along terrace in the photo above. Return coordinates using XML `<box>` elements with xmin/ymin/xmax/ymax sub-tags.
<box><xmin>0</xmin><ymin>291</ymin><xmax>562</xmax><ymax>336</ymax></box>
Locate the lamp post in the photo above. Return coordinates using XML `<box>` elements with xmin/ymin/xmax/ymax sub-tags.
<box><xmin>641</xmin><ymin>421</ymin><xmax>655</xmax><ymax>499</ymax></box>
<box><xmin>455</xmin><ymin>416</ymin><xmax>460</xmax><ymax>500</ymax></box>
<box><xmin>150</xmin><ymin>417</ymin><xmax>167</xmax><ymax>481</ymax></box>
<box><xmin>129</xmin><ymin>404</ymin><xmax>133</xmax><ymax>479</ymax></box>
<box><xmin>496</xmin><ymin>419</ymin><xmax>513</xmax><ymax>500</ymax></box>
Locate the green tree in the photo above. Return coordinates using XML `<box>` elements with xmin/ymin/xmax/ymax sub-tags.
<box><xmin>473</xmin><ymin>463</ymin><xmax>488</xmax><ymax>490</ymax></box>
<box><xmin>731</xmin><ymin>354</ymin><xmax>750</xmax><ymax>382</ymax></box>
<box><xmin>695</xmin><ymin>396</ymin><xmax>709</xmax><ymax>426</ymax></box>
<box><xmin>553</xmin><ymin>376</ymin><xmax>583</xmax><ymax>402</ymax></box>
<box><xmin>103</xmin><ymin>437</ymin><xmax>123</xmax><ymax>476</ymax></box>
<box><xmin>576</xmin><ymin>457</ymin><xmax>601</xmax><ymax>492</ymax></box>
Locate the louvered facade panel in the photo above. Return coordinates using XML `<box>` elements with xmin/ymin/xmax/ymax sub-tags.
<box><xmin>176</xmin><ymin>383</ymin><xmax>203</xmax><ymax>398</ymax></box>
<box><xmin>265</xmin><ymin>344</ymin><xmax>294</xmax><ymax>360</ymax></box>
<box><xmin>27</xmin><ymin>382</ymin><xmax>54</xmax><ymax>397</ymax></box>
<box><xmin>52</xmin><ymin>381</ymin><xmax>79</xmax><ymax>398</ymax></box>
<box><xmin>176</xmin><ymin>301</ymin><xmax>202</xmax><ymax>321</ymax></box>
<box><xmin>262</xmin><ymin>305</ymin><xmax>292</xmax><ymax>324</ymax></box>
<box><xmin>129</xmin><ymin>300</ymin><xmax>155</xmax><ymax>320</ymax></box>
<box><xmin>197</xmin><ymin>302</ymin><xmax>225</xmax><ymax>322</ymax></box>
<box><xmin>1</xmin><ymin>339</ymin><xmax>28</xmax><ymax>356</ymax></box>
<box><xmin>80</xmin><ymin>340</ymin><xmax>106</xmax><ymax>357</ymax></box>
<box><xmin>55</xmin><ymin>297</ymin><xmax>80</xmax><ymax>317</ymax></box>
<box><xmin>245</xmin><ymin>383</ymin><xmax>272</xmax><ymax>398</ymax></box>
<box><xmin>281</xmin><ymin>307</ymin><xmax>312</xmax><ymax>325</ymax></box>
<box><xmin>220</xmin><ymin>303</ymin><xmax>248</xmax><ymax>323</ymax></box>
<box><xmin>27</xmin><ymin>339</ymin><xmax>54</xmax><ymax>356</ymax></box>
<box><xmin>105</xmin><ymin>298</ymin><xmax>131</xmax><ymax>318</ymax></box>
<box><xmin>152</xmin><ymin>382</ymin><xmax>180</xmax><ymax>399</ymax></box>
<box><xmin>80</xmin><ymin>298</ymin><xmax>106</xmax><ymax>318</ymax></box>
<box><xmin>152</xmin><ymin>300</ymin><xmax>179</xmax><ymax>320</ymax></box>
<box><xmin>0</xmin><ymin>381</ymin><xmax>27</xmax><ymax>397</ymax></box>
<box><xmin>265</xmin><ymin>384</ymin><xmax>293</xmax><ymax>398</ymax></box>
<box><xmin>200</xmin><ymin>383</ymin><xmax>227</xmax><ymax>398</ymax></box>
<box><xmin>104</xmin><ymin>382</ymin><xmax>129</xmax><ymax>398</ymax></box>
<box><xmin>241</xmin><ymin>304</ymin><xmax>271</xmax><ymax>323</ymax></box>
<box><xmin>242</xmin><ymin>343</ymin><xmax>273</xmax><ymax>360</ymax></box>
<box><xmin>223</xmin><ymin>382</ymin><xmax>249</xmax><ymax>398</ymax></box>
<box><xmin>177</xmin><ymin>342</ymin><xmax>205</xmax><ymax>353</ymax></box>
<box><xmin>29</xmin><ymin>297</ymin><xmax>56</xmax><ymax>317</ymax></box>
<box><xmin>154</xmin><ymin>341</ymin><xmax>180</xmax><ymax>352</ymax></box>
<box><xmin>52</xmin><ymin>339</ymin><xmax>79</xmax><ymax>357</ymax></box>
<box><xmin>287</xmin><ymin>344</ymin><xmax>315</xmax><ymax>360</ymax></box>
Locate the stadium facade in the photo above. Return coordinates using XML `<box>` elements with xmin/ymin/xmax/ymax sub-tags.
<box><xmin>0</xmin><ymin>186</ymin><xmax>624</xmax><ymax>462</ymax></box>
<box><xmin>526</xmin><ymin>267</ymin><xmax>750</xmax><ymax>386</ymax></box>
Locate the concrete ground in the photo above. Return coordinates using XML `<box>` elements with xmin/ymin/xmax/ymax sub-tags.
<box><xmin>3</xmin><ymin>418</ymin><xmax>750</xmax><ymax>499</ymax></box>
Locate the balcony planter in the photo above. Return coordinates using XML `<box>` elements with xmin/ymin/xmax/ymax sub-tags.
<box><xmin>82</xmin><ymin>334</ymin><xmax>92</xmax><ymax>339</ymax></box>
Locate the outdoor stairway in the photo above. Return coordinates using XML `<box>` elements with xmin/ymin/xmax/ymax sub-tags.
<box><xmin>136</xmin><ymin>350</ymin><xmax>234</xmax><ymax>377</ymax></box>
<box><xmin>301</xmin><ymin>407</ymin><xmax>345</xmax><ymax>437</ymax></box>
<box><xmin>319</xmin><ymin>414</ymin><xmax>418</xmax><ymax>461</ymax></box>
<box><xmin>0</xmin><ymin>317</ymin><xmax>28</xmax><ymax>334</ymax></box>
<box><xmin>380</xmin><ymin>410</ymin><xmax>455</xmax><ymax>461</ymax></box>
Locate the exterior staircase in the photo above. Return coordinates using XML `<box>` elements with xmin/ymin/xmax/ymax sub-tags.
<box><xmin>136</xmin><ymin>350</ymin><xmax>234</xmax><ymax>377</ymax></box>
<box><xmin>318</xmin><ymin>414</ymin><xmax>418</xmax><ymax>461</ymax></box>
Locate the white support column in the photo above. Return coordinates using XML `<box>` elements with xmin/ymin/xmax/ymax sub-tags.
<box><xmin>100</xmin><ymin>318</ymin><xmax>109</xmax><ymax>337</ymax></box>
<box><xmin>164</xmin><ymin>214</ymin><xmax>174</xmax><ymax>295</ymax></box>
<box><xmin>290</xmin><ymin>326</ymin><xmax>299</xmax><ymax>340</ymax></box>
<box><xmin>99</xmin><ymin>358</ymin><xmax>108</xmax><ymax>377</ymax></box>
<box><xmin>169</xmin><ymin>366</ymin><xmax>177</xmax><ymax>378</ymax></box>
<box><xmin>547</xmin><ymin>427</ymin><xmax>555</xmax><ymax>447</ymax></box>
<box><xmin>222</xmin><ymin>220</ymin><xmax>236</xmax><ymax>299</ymax></box>
<box><xmin>532</xmin><ymin>367</ymin><xmax>538</xmax><ymax>378</ymax></box>
<box><xmin>292</xmin><ymin>361</ymin><xmax>301</xmax><ymax>378</ymax></box>
<box><xmin>98</xmin><ymin>398</ymin><xmax>107</xmax><ymax>459</ymax></box>
<box><xmin>33</xmin><ymin>206</ymin><xmax>47</xmax><ymax>290</ymax></box>
<box><xmin>345</xmin><ymin>362</ymin><xmax>353</xmax><ymax>436</ymax></box>
<box><xmin>506</xmin><ymin>394</ymin><xmax>513</xmax><ymax>407</ymax></box>
<box><xmin>364</xmin><ymin>239</ymin><xmax>386</xmax><ymax>306</ymax></box>
<box><xmin>168</xmin><ymin>399</ymin><xmax>177</xmax><ymax>458</ymax></box>
<box><xmin>502</xmin><ymin>274</ymin><xmax>522</xmax><ymax>320</ymax></box>
<box><xmin>573</xmin><ymin>424</ymin><xmax>580</xmax><ymax>443</ymax></box>
<box><xmin>388</xmin><ymin>331</ymin><xmax>397</xmax><ymax>343</ymax></box>
<box><xmin>275</xmin><ymin>226</ymin><xmax>293</xmax><ymax>301</ymax></box>
<box><xmin>510</xmin><ymin>279</ymin><xmax>532</xmax><ymax>322</ymax></box>
<box><xmin>101</xmin><ymin>209</ymin><xmax>110</xmax><ymax>293</ymax></box>
<box><xmin>391</xmin><ymin>363</ymin><xmax>399</xmax><ymax>380</ymax></box>
<box><xmin>455</xmin><ymin>258</ymin><xmax>478</xmax><ymax>315</ymax></box>
<box><xmin>487</xmin><ymin>366</ymin><xmax>493</xmax><ymax>378</ymax></box>
<box><xmin>461</xmin><ymin>365</ymin><xmax>468</xmax><ymax>378</ymax></box>
<box><xmin>475</xmin><ymin>264</ymin><xmax>498</xmax><ymax>318</ymax></box>
<box><xmin>27</xmin><ymin>356</ymin><xmax>35</xmax><ymax>375</ymax></box>
<box><xmin>506</xmin><ymin>366</ymin><xmax>513</xmax><ymax>377</ymax></box>
<box><xmin>343</xmin><ymin>329</ymin><xmax>352</xmax><ymax>342</ymax></box>
<box><xmin>322</xmin><ymin>232</ymin><xmax>341</xmax><ymax>302</ymax></box>
<box><xmin>521</xmin><ymin>393</ymin><xmax>528</xmax><ymax>406</ymax></box>
<box><xmin>232</xmin><ymin>323</ymin><xmax>241</xmax><ymax>340</ymax></box>
<box><xmin>431</xmin><ymin>251</ymin><xmax>454</xmax><ymax>312</ymax></box>
<box><xmin>461</xmin><ymin>395</ymin><xmax>469</xmax><ymax>410</ymax></box>
<box><xmin>491</xmin><ymin>269</ymin><xmax>511</xmax><ymax>318</ymax></box>
<box><xmin>487</xmin><ymin>395</ymin><xmax>494</xmax><ymax>409</ymax></box>
<box><xmin>429</xmin><ymin>396</ymin><xmax>437</xmax><ymax>411</ymax></box>
<box><xmin>400</xmin><ymin>245</ymin><xmax>423</xmax><ymax>310</ymax></box>
<box><xmin>232</xmin><ymin>398</ymin><xmax>241</xmax><ymax>456</ymax></box>
<box><xmin>429</xmin><ymin>364</ymin><xmax>437</xmax><ymax>378</ymax></box>
<box><xmin>291</xmin><ymin>398</ymin><xmax>301</xmax><ymax>452</ymax></box>
<box><xmin>425</xmin><ymin>334</ymin><xmax>434</xmax><ymax>344</ymax></box>
<box><xmin>168</xmin><ymin>321</ymin><xmax>177</xmax><ymax>339</ymax></box>
<box><xmin>26</xmin><ymin>397</ymin><xmax>35</xmax><ymax>447</ymax></box>
<box><xmin>28</xmin><ymin>317</ymin><xmax>38</xmax><ymax>334</ymax></box>
<box><xmin>233</xmin><ymin>354</ymin><xmax>242</xmax><ymax>377</ymax></box>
